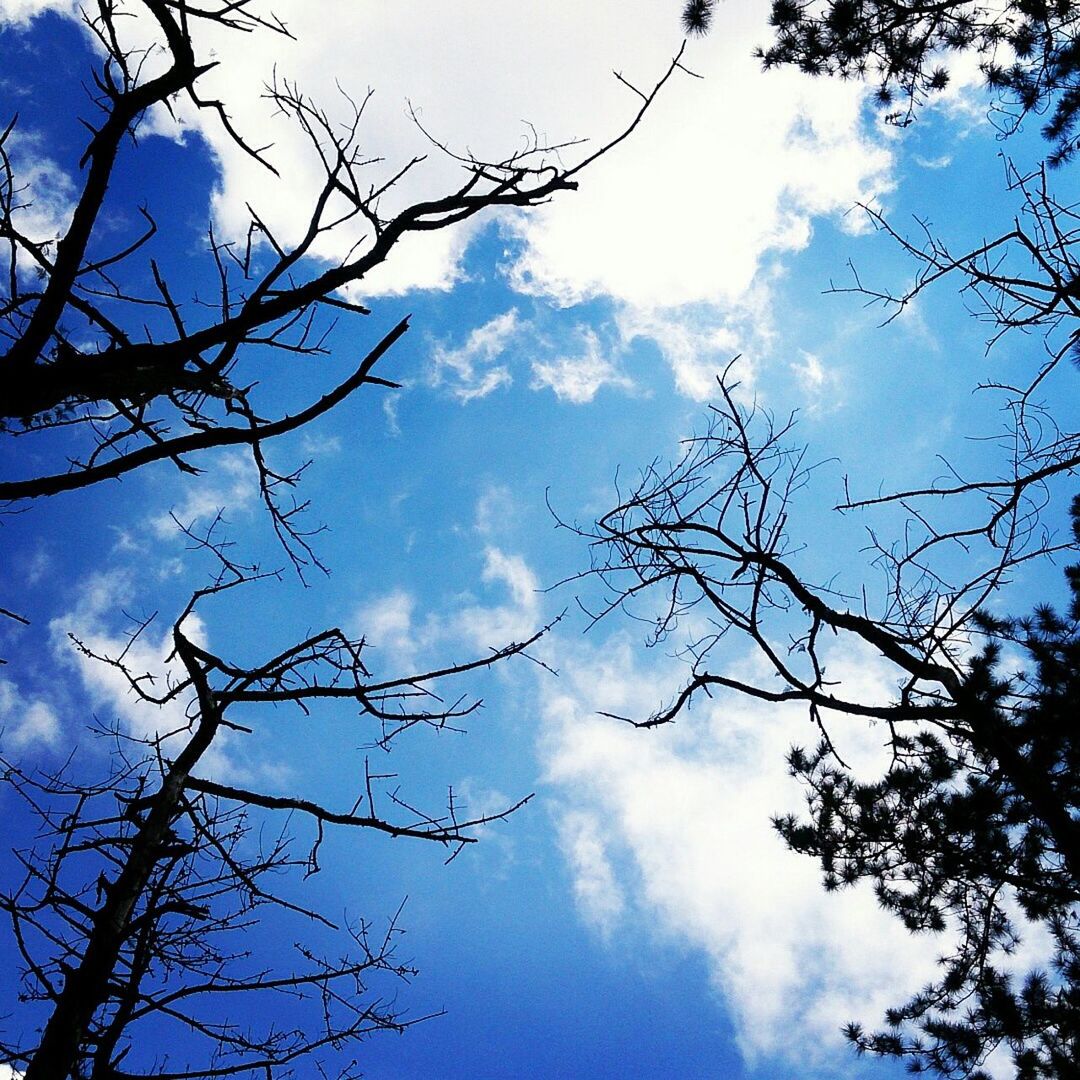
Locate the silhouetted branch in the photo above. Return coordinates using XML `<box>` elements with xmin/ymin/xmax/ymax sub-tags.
<box><xmin>0</xmin><ymin>2</ymin><xmax>685</xmax><ymax>575</ymax></box>
<box><xmin>3</xmin><ymin>520</ymin><xmax>555</xmax><ymax>1079</ymax></box>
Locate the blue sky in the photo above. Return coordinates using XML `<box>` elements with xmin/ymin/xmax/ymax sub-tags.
<box><xmin>1</xmin><ymin>2</ymin><xmax>1077</xmax><ymax>1078</ymax></box>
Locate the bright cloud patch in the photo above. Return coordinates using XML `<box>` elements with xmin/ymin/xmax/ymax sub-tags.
<box><xmin>530</xmin><ymin>328</ymin><xmax>634</xmax><ymax>403</ymax></box>
<box><xmin>0</xmin><ymin>677</ymin><xmax>61</xmax><ymax>751</ymax></box>
<box><xmin>0</xmin><ymin>131</ymin><xmax>76</xmax><ymax>282</ymax></box>
<box><xmin>351</xmin><ymin>588</ymin><xmax>418</xmax><ymax>669</ymax></box>
<box><xmin>503</xmin><ymin>15</ymin><xmax>891</xmax><ymax>311</ymax></box>
<box><xmin>22</xmin><ymin>0</ymin><xmax>889</xmax><ymax>313</ymax></box>
<box><xmin>429</xmin><ymin>310</ymin><xmax>520</xmax><ymax>402</ymax></box>
<box><xmin>0</xmin><ymin>0</ymin><xmax>76</xmax><ymax>24</ymax></box>
<box><xmin>541</xmin><ymin>633</ymin><xmax>951</xmax><ymax>1069</ymax></box>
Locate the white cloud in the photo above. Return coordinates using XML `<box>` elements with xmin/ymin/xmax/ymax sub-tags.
<box><xmin>0</xmin><ymin>0</ymin><xmax>76</xmax><ymax>24</ymax></box>
<box><xmin>922</xmin><ymin>42</ymin><xmax>998</xmax><ymax>132</ymax></box>
<box><xmin>429</xmin><ymin>310</ymin><xmax>520</xmax><ymax>402</ymax></box>
<box><xmin>530</xmin><ymin>327</ymin><xmax>634</xmax><ymax>404</ymax></box>
<box><xmin>481</xmin><ymin>548</ymin><xmax>538</xmax><ymax>612</ymax></box>
<box><xmin>347</xmin><ymin>486</ymin><xmax>543</xmax><ymax>683</ymax></box>
<box><xmin>382</xmin><ymin>393</ymin><xmax>403</xmax><ymax>437</ymax></box>
<box><xmin>541</xmin><ymin>633</ymin><xmax>958</xmax><ymax>1069</ymax></box>
<box><xmin>349</xmin><ymin>528</ymin><xmax>543</xmax><ymax>680</ymax></box>
<box><xmin>789</xmin><ymin>349</ymin><xmax>842</xmax><ymax>414</ymax></box>
<box><xmin>792</xmin><ymin>349</ymin><xmax>827</xmax><ymax>390</ymax></box>
<box><xmin>299</xmin><ymin>432</ymin><xmax>342</xmax><ymax>458</ymax></box>
<box><xmin>350</xmin><ymin>539</ymin><xmax>544</xmax><ymax>687</ymax></box>
<box><xmin>474</xmin><ymin>484</ymin><xmax>517</xmax><ymax>537</ymax></box>
<box><xmin>455</xmin><ymin>547</ymin><xmax>542</xmax><ymax>649</ymax></box>
<box><xmin>0</xmin><ymin>129</ymin><xmax>76</xmax><ymax>281</ymax></box>
<box><xmin>556</xmin><ymin>809</ymin><xmax>625</xmax><ymax>936</ymax></box>
<box><xmin>147</xmin><ymin>450</ymin><xmax>257</xmax><ymax>539</ymax></box>
<box><xmin>502</xmin><ymin>14</ymin><xmax>891</xmax><ymax>311</ymax></box>
<box><xmin>0</xmin><ymin>677</ymin><xmax>61</xmax><ymax>751</ymax></box>
<box><xmin>617</xmin><ymin>302</ymin><xmax>758</xmax><ymax>401</ymax></box>
<box><xmin>351</xmin><ymin>588</ymin><xmax>418</xmax><ymax>669</ymax></box>
<box><xmin>26</xmin><ymin>1</ymin><xmax>891</xmax><ymax>314</ymax></box>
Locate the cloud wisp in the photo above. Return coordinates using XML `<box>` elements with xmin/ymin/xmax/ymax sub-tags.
<box><xmin>0</xmin><ymin>677</ymin><xmax>61</xmax><ymax>751</ymax></box>
<box><xmin>429</xmin><ymin>310</ymin><xmax>520</xmax><ymax>402</ymax></box>
<box><xmin>530</xmin><ymin>327</ymin><xmax>635</xmax><ymax>404</ymax></box>
<box><xmin>47</xmin><ymin>571</ymin><xmax>236</xmax><ymax>777</ymax></box>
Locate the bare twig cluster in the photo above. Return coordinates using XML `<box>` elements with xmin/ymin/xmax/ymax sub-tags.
<box><xmin>581</xmin><ymin>131</ymin><xmax>1080</xmax><ymax>1076</ymax></box>
<box><xmin>579</xmin><ymin>383</ymin><xmax>1019</xmax><ymax>729</ymax></box>
<box><xmin>3</xmin><ymin>522</ymin><xmax>554</xmax><ymax>1079</ymax></box>
<box><xmin>0</xmin><ymin>4</ymin><xmax>686</xmax><ymax>1076</ymax></box>
<box><xmin>0</xmin><ymin>0</ymin><xmax>685</xmax><ymax>574</ymax></box>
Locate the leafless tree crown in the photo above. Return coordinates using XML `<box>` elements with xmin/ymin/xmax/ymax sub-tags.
<box><xmin>0</xmin><ymin>0</ymin><xmax>686</xmax><ymax>574</ymax></box>
<box><xmin>4</xmin><ymin>524</ymin><xmax>557</xmax><ymax>1079</ymax></box>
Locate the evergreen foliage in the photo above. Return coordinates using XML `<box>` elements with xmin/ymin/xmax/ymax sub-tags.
<box><xmin>775</xmin><ymin>497</ymin><xmax>1080</xmax><ymax>1077</ymax></box>
<box><xmin>682</xmin><ymin>0</ymin><xmax>1080</xmax><ymax>164</ymax></box>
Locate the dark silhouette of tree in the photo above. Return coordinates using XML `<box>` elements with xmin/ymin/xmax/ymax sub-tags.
<box><xmin>578</xmin><ymin>372</ymin><xmax>1080</xmax><ymax>1075</ymax></box>
<box><xmin>775</xmin><ymin>499</ymin><xmax>1080</xmax><ymax>1077</ymax></box>
<box><xmin>682</xmin><ymin>0</ymin><xmax>1080</xmax><ymax>164</ymax></box>
<box><xmin>0</xmin><ymin>4</ymin><xmax>688</xmax><ymax>1075</ymax></box>
<box><xmin>2</xmin><ymin>522</ymin><xmax>556</xmax><ymax>1080</ymax></box>
<box><xmin>573</xmin><ymin>158</ymin><xmax>1080</xmax><ymax>1072</ymax></box>
<box><xmin>0</xmin><ymin>0</ymin><xmax>685</xmax><ymax>575</ymax></box>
